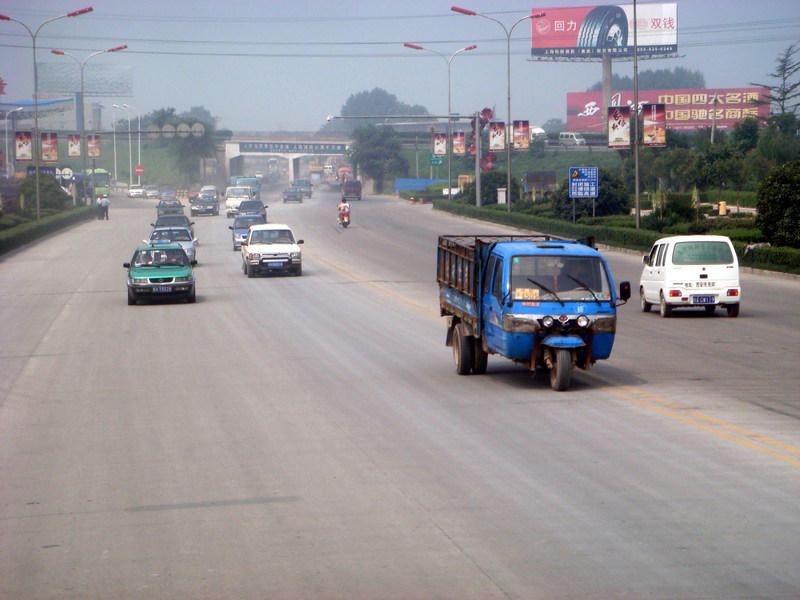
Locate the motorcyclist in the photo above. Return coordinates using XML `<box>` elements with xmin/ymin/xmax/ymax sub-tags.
<box><xmin>337</xmin><ymin>199</ymin><xmax>350</xmax><ymax>224</ymax></box>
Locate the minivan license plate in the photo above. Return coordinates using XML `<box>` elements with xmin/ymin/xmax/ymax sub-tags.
<box><xmin>692</xmin><ymin>295</ymin><xmax>715</xmax><ymax>304</ymax></box>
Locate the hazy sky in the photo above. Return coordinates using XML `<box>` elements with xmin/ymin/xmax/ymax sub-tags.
<box><xmin>2</xmin><ymin>0</ymin><xmax>799</xmax><ymax>132</ymax></box>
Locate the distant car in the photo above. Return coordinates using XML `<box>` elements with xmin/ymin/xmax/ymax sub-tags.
<box><xmin>156</xmin><ymin>198</ymin><xmax>184</xmax><ymax>216</ymax></box>
<box><xmin>282</xmin><ymin>186</ymin><xmax>304</xmax><ymax>203</ymax></box>
<box><xmin>200</xmin><ymin>185</ymin><xmax>219</xmax><ymax>200</ymax></box>
<box><xmin>237</xmin><ymin>199</ymin><xmax>267</xmax><ymax>221</ymax></box>
<box><xmin>228</xmin><ymin>214</ymin><xmax>266</xmax><ymax>251</ymax></box>
<box><xmin>225</xmin><ymin>185</ymin><xmax>254</xmax><ymax>218</ymax></box>
<box><xmin>152</xmin><ymin>214</ymin><xmax>195</xmax><ymax>237</ymax></box>
<box><xmin>190</xmin><ymin>194</ymin><xmax>219</xmax><ymax>216</ymax></box>
<box><xmin>188</xmin><ymin>185</ymin><xmax>202</xmax><ymax>202</ymax></box>
<box><xmin>159</xmin><ymin>185</ymin><xmax>178</xmax><ymax>201</ymax></box>
<box><xmin>241</xmin><ymin>223</ymin><xmax>304</xmax><ymax>277</ymax></box>
<box><xmin>127</xmin><ymin>184</ymin><xmax>144</xmax><ymax>198</ymax></box>
<box><xmin>124</xmin><ymin>242</ymin><xmax>196</xmax><ymax>305</ymax></box>
<box><xmin>146</xmin><ymin>226</ymin><xmax>198</xmax><ymax>262</ymax></box>
<box><xmin>144</xmin><ymin>185</ymin><xmax>160</xmax><ymax>199</ymax></box>
<box><xmin>292</xmin><ymin>179</ymin><xmax>313</xmax><ymax>198</ymax></box>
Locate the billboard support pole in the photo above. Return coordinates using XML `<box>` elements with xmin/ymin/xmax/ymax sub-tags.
<box><xmin>633</xmin><ymin>0</ymin><xmax>641</xmax><ymax>229</ymax></box>
<box><xmin>602</xmin><ymin>55</ymin><xmax>612</xmax><ymax>135</ymax></box>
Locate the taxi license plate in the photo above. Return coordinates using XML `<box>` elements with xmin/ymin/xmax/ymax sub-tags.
<box><xmin>692</xmin><ymin>295</ymin><xmax>715</xmax><ymax>304</ymax></box>
<box><xmin>154</xmin><ymin>286</ymin><xmax>172</xmax><ymax>293</ymax></box>
<box><xmin>267</xmin><ymin>261</ymin><xmax>284</xmax><ymax>267</ymax></box>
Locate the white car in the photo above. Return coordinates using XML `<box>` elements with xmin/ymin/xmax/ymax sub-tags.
<box><xmin>127</xmin><ymin>184</ymin><xmax>144</xmax><ymax>198</ymax></box>
<box><xmin>241</xmin><ymin>223</ymin><xmax>303</xmax><ymax>277</ymax></box>
<box><xmin>145</xmin><ymin>227</ymin><xmax>199</xmax><ymax>263</ymax></box>
<box><xmin>225</xmin><ymin>186</ymin><xmax>254</xmax><ymax>218</ymax></box>
<box><xmin>640</xmin><ymin>235</ymin><xmax>741</xmax><ymax>318</ymax></box>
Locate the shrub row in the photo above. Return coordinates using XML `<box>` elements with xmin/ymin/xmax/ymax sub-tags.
<box><xmin>0</xmin><ymin>206</ymin><xmax>96</xmax><ymax>255</ymax></box>
<box><xmin>432</xmin><ymin>199</ymin><xmax>800</xmax><ymax>274</ymax></box>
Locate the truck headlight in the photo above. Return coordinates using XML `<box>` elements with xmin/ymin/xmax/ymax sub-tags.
<box><xmin>542</xmin><ymin>315</ymin><xmax>555</xmax><ymax>328</ymax></box>
<box><xmin>576</xmin><ymin>315</ymin><xmax>590</xmax><ymax>328</ymax></box>
<box><xmin>290</xmin><ymin>251</ymin><xmax>301</xmax><ymax>260</ymax></box>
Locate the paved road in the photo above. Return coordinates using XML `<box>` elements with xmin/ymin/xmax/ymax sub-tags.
<box><xmin>1</xmin><ymin>186</ymin><xmax>798</xmax><ymax>599</ymax></box>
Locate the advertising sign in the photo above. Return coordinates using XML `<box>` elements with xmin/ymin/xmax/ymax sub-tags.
<box><xmin>642</xmin><ymin>103</ymin><xmax>667</xmax><ymax>147</ymax></box>
<box><xmin>68</xmin><ymin>134</ymin><xmax>81</xmax><ymax>158</ymax></box>
<box><xmin>568</xmin><ymin>87</ymin><xmax>769</xmax><ymax>132</ymax></box>
<box><xmin>87</xmin><ymin>134</ymin><xmax>101</xmax><ymax>158</ymax></box>
<box><xmin>532</xmin><ymin>3</ymin><xmax>677</xmax><ymax>59</ymax></box>
<box><xmin>433</xmin><ymin>132</ymin><xmax>447</xmax><ymax>156</ymax></box>
<box><xmin>15</xmin><ymin>131</ymin><xmax>32</xmax><ymax>161</ymax></box>
<box><xmin>607</xmin><ymin>106</ymin><xmax>631</xmax><ymax>148</ymax></box>
<box><xmin>41</xmin><ymin>133</ymin><xmax>58</xmax><ymax>162</ymax></box>
<box><xmin>489</xmin><ymin>122</ymin><xmax>506</xmax><ymax>151</ymax></box>
<box><xmin>513</xmin><ymin>120</ymin><xmax>530</xmax><ymax>150</ymax></box>
<box><xmin>452</xmin><ymin>131</ymin><xmax>466</xmax><ymax>156</ymax></box>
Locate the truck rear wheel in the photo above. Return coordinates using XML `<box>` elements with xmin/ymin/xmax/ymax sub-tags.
<box><xmin>452</xmin><ymin>324</ymin><xmax>473</xmax><ymax>375</ymax></box>
<box><xmin>550</xmin><ymin>348</ymin><xmax>571</xmax><ymax>392</ymax></box>
<box><xmin>472</xmin><ymin>339</ymin><xmax>488</xmax><ymax>374</ymax></box>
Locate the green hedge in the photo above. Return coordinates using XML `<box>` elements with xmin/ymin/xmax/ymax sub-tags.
<box><xmin>433</xmin><ymin>199</ymin><xmax>800</xmax><ymax>274</ymax></box>
<box><xmin>0</xmin><ymin>206</ymin><xmax>96</xmax><ymax>255</ymax></box>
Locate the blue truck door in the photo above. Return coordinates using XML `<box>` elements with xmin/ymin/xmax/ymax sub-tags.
<box><xmin>482</xmin><ymin>255</ymin><xmax>507</xmax><ymax>355</ymax></box>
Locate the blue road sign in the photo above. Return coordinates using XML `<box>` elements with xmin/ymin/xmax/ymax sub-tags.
<box><xmin>568</xmin><ymin>166</ymin><xmax>598</xmax><ymax>198</ymax></box>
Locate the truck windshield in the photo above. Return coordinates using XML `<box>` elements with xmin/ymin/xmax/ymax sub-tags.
<box><xmin>510</xmin><ymin>255</ymin><xmax>611</xmax><ymax>301</ymax></box>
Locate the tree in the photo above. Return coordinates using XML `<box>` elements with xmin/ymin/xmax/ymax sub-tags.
<box><xmin>459</xmin><ymin>170</ymin><xmax>520</xmax><ymax>206</ymax></box>
<box><xmin>750</xmin><ymin>43</ymin><xmax>800</xmax><ymax>116</ymax></box>
<box><xmin>586</xmin><ymin>67</ymin><xmax>705</xmax><ymax>91</ymax></box>
<box><xmin>755</xmin><ymin>159</ymin><xmax>800</xmax><ymax>248</ymax></box>
<box><xmin>347</xmin><ymin>125</ymin><xmax>409</xmax><ymax>193</ymax></box>
<box><xmin>756</xmin><ymin>113</ymin><xmax>800</xmax><ymax>166</ymax></box>
<box><xmin>731</xmin><ymin>116</ymin><xmax>760</xmax><ymax>154</ymax></box>
<box><xmin>322</xmin><ymin>88</ymin><xmax>430</xmax><ymax>133</ymax></box>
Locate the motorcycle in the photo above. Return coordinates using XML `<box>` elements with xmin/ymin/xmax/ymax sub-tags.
<box><xmin>339</xmin><ymin>210</ymin><xmax>350</xmax><ymax>228</ymax></box>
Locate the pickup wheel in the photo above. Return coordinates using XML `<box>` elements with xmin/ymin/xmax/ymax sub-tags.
<box><xmin>245</xmin><ymin>263</ymin><xmax>255</xmax><ymax>278</ymax></box>
<box><xmin>550</xmin><ymin>348</ymin><xmax>572</xmax><ymax>392</ymax></box>
<box><xmin>452</xmin><ymin>323</ymin><xmax>474</xmax><ymax>375</ymax></box>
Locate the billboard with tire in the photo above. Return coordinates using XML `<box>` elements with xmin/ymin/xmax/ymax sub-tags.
<box><xmin>531</xmin><ymin>3</ymin><xmax>677</xmax><ymax>59</ymax></box>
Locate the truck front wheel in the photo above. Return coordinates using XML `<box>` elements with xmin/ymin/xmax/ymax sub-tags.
<box><xmin>472</xmin><ymin>339</ymin><xmax>488</xmax><ymax>374</ymax></box>
<box><xmin>452</xmin><ymin>324</ymin><xmax>474</xmax><ymax>375</ymax></box>
<box><xmin>550</xmin><ymin>348</ymin><xmax>572</xmax><ymax>391</ymax></box>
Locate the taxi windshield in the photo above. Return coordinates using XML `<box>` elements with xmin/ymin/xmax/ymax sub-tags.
<box><xmin>152</xmin><ymin>229</ymin><xmax>191</xmax><ymax>242</ymax></box>
<box><xmin>134</xmin><ymin>248</ymin><xmax>188</xmax><ymax>267</ymax></box>
<box><xmin>510</xmin><ymin>255</ymin><xmax>611</xmax><ymax>301</ymax></box>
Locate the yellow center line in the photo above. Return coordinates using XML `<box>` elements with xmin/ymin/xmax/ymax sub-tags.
<box><xmin>586</xmin><ymin>372</ymin><xmax>800</xmax><ymax>468</ymax></box>
<box><xmin>308</xmin><ymin>249</ymin><xmax>800</xmax><ymax>468</ymax></box>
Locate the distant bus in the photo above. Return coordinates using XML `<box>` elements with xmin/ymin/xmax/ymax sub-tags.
<box><xmin>86</xmin><ymin>168</ymin><xmax>112</xmax><ymax>198</ymax></box>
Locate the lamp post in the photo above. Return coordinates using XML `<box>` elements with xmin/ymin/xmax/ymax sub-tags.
<box><xmin>117</xmin><ymin>103</ymin><xmax>132</xmax><ymax>185</ymax></box>
<box><xmin>51</xmin><ymin>44</ymin><xmax>126</xmax><ymax>204</ymax></box>
<box><xmin>109</xmin><ymin>104</ymin><xmax>119</xmax><ymax>182</ymax></box>
<box><xmin>0</xmin><ymin>7</ymin><xmax>93</xmax><ymax>219</ymax></box>
<box><xmin>123</xmin><ymin>103</ymin><xmax>140</xmax><ymax>185</ymax></box>
<box><xmin>404</xmin><ymin>42</ymin><xmax>476</xmax><ymax>200</ymax></box>
<box><xmin>452</xmin><ymin>7</ymin><xmax>545</xmax><ymax>212</ymax></box>
<box><xmin>4</xmin><ymin>107</ymin><xmax>23</xmax><ymax>178</ymax></box>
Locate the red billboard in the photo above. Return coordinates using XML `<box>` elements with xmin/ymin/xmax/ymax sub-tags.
<box><xmin>532</xmin><ymin>3</ymin><xmax>677</xmax><ymax>59</ymax></box>
<box><xmin>567</xmin><ymin>88</ymin><xmax>769</xmax><ymax>133</ymax></box>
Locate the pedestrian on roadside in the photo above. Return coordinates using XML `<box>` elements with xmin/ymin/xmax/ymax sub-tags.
<box><xmin>99</xmin><ymin>196</ymin><xmax>109</xmax><ymax>220</ymax></box>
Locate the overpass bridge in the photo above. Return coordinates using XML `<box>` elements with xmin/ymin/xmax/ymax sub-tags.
<box><xmin>223</xmin><ymin>134</ymin><xmax>353</xmax><ymax>183</ymax></box>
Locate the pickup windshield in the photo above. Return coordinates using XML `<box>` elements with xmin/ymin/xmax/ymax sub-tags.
<box><xmin>510</xmin><ymin>255</ymin><xmax>611</xmax><ymax>301</ymax></box>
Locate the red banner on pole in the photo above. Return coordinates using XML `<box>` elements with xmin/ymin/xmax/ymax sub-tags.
<box><xmin>87</xmin><ymin>134</ymin><xmax>101</xmax><ymax>158</ymax></box>
<box><xmin>452</xmin><ymin>131</ymin><xmax>466</xmax><ymax>156</ymax></box>
<box><xmin>68</xmin><ymin>134</ymin><xmax>81</xmax><ymax>158</ymax></box>
<box><xmin>643</xmin><ymin>103</ymin><xmax>667</xmax><ymax>147</ymax></box>
<box><xmin>15</xmin><ymin>131</ymin><xmax>32</xmax><ymax>161</ymax></box>
<box><xmin>513</xmin><ymin>120</ymin><xmax>530</xmax><ymax>150</ymax></box>
<box><xmin>41</xmin><ymin>133</ymin><xmax>58</xmax><ymax>162</ymax></box>
<box><xmin>607</xmin><ymin>106</ymin><xmax>631</xmax><ymax>149</ymax></box>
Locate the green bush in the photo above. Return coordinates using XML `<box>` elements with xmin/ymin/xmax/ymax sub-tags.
<box><xmin>0</xmin><ymin>206</ymin><xmax>95</xmax><ymax>255</ymax></box>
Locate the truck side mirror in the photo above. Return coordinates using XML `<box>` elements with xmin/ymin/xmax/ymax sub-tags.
<box><xmin>618</xmin><ymin>281</ymin><xmax>631</xmax><ymax>303</ymax></box>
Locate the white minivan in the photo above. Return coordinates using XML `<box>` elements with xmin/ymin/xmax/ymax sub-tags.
<box><xmin>640</xmin><ymin>235</ymin><xmax>741</xmax><ymax>318</ymax></box>
<box><xmin>559</xmin><ymin>131</ymin><xmax>586</xmax><ymax>146</ymax></box>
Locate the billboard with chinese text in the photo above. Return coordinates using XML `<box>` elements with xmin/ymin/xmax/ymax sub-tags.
<box><xmin>532</xmin><ymin>3</ymin><xmax>677</xmax><ymax>59</ymax></box>
<box><xmin>567</xmin><ymin>88</ymin><xmax>769</xmax><ymax>132</ymax></box>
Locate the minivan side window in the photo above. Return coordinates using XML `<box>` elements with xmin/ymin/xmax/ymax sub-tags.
<box><xmin>655</xmin><ymin>243</ymin><xmax>667</xmax><ymax>267</ymax></box>
<box><xmin>647</xmin><ymin>244</ymin><xmax>659</xmax><ymax>266</ymax></box>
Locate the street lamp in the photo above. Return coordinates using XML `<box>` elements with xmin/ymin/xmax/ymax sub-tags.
<box><xmin>452</xmin><ymin>6</ymin><xmax>545</xmax><ymax>212</ymax></box>
<box><xmin>51</xmin><ymin>44</ymin><xmax>126</xmax><ymax>204</ymax></box>
<box><xmin>404</xmin><ymin>42</ymin><xmax>477</xmax><ymax>200</ymax></box>
<box><xmin>123</xmin><ymin>103</ymin><xmax>140</xmax><ymax>184</ymax></box>
<box><xmin>0</xmin><ymin>7</ymin><xmax>93</xmax><ymax>219</ymax></box>
<box><xmin>116</xmin><ymin>103</ymin><xmax>132</xmax><ymax>185</ymax></box>
<box><xmin>4</xmin><ymin>107</ymin><xmax>23</xmax><ymax>178</ymax></box>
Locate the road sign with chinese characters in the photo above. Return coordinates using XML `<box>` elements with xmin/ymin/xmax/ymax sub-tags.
<box><xmin>568</xmin><ymin>166</ymin><xmax>598</xmax><ymax>198</ymax></box>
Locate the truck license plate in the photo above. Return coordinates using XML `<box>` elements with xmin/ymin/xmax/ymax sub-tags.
<box><xmin>267</xmin><ymin>261</ymin><xmax>284</xmax><ymax>267</ymax></box>
<box><xmin>692</xmin><ymin>295</ymin><xmax>715</xmax><ymax>304</ymax></box>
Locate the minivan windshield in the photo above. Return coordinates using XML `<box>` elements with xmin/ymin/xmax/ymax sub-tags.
<box><xmin>510</xmin><ymin>255</ymin><xmax>611</xmax><ymax>301</ymax></box>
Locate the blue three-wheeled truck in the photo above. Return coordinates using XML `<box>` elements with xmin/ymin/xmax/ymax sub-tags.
<box><xmin>438</xmin><ymin>235</ymin><xmax>631</xmax><ymax>391</ymax></box>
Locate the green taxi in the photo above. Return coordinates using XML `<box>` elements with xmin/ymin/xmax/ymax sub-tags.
<box><xmin>124</xmin><ymin>241</ymin><xmax>196</xmax><ymax>305</ymax></box>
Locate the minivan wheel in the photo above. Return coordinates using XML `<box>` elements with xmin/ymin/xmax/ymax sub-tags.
<box><xmin>639</xmin><ymin>288</ymin><xmax>652</xmax><ymax>312</ymax></box>
<box><xmin>726</xmin><ymin>304</ymin><xmax>740</xmax><ymax>318</ymax></box>
<box><xmin>659</xmin><ymin>292</ymin><xmax>672</xmax><ymax>318</ymax></box>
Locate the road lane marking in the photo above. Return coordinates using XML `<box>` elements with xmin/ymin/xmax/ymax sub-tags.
<box><xmin>308</xmin><ymin>249</ymin><xmax>800</xmax><ymax>469</ymax></box>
